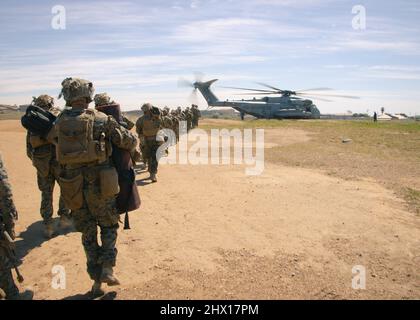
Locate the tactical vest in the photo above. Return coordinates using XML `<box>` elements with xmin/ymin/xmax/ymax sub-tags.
<box><xmin>55</xmin><ymin>109</ymin><xmax>111</xmax><ymax>165</ymax></box>
<box><xmin>142</xmin><ymin>116</ymin><xmax>160</xmax><ymax>137</ymax></box>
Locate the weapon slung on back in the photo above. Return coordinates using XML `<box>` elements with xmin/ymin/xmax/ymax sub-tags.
<box><xmin>0</xmin><ymin>222</ymin><xmax>24</xmax><ymax>283</ymax></box>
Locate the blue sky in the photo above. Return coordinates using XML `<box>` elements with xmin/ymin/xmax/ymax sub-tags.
<box><xmin>1</xmin><ymin>0</ymin><xmax>419</xmax><ymax>114</ymax></box>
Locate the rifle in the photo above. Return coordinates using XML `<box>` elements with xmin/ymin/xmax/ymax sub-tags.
<box><xmin>0</xmin><ymin>222</ymin><xmax>24</xmax><ymax>283</ymax></box>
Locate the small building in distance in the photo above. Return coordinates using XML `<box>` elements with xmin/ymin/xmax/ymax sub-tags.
<box><xmin>393</xmin><ymin>113</ymin><xmax>409</xmax><ymax>120</ymax></box>
<box><xmin>378</xmin><ymin>113</ymin><xmax>397</xmax><ymax>121</ymax></box>
<box><xmin>0</xmin><ymin>104</ymin><xmax>18</xmax><ymax>113</ymax></box>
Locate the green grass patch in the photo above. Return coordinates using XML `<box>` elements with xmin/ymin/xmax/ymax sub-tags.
<box><xmin>200</xmin><ymin>119</ymin><xmax>420</xmax><ymax>132</ymax></box>
<box><xmin>401</xmin><ymin>188</ymin><xmax>420</xmax><ymax>215</ymax></box>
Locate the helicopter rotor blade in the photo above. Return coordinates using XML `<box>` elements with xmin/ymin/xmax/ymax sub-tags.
<box><xmin>296</xmin><ymin>95</ymin><xmax>333</xmax><ymax>102</ymax></box>
<box><xmin>221</xmin><ymin>86</ymin><xmax>277</xmax><ymax>93</ymax></box>
<box><xmin>296</xmin><ymin>87</ymin><xmax>334</xmax><ymax>93</ymax></box>
<box><xmin>233</xmin><ymin>93</ymin><xmax>332</xmax><ymax>101</ymax></box>
<box><xmin>232</xmin><ymin>93</ymin><xmax>274</xmax><ymax>95</ymax></box>
<box><xmin>193</xmin><ymin>71</ymin><xmax>205</xmax><ymax>83</ymax></box>
<box><xmin>178</xmin><ymin>77</ymin><xmax>194</xmax><ymax>88</ymax></box>
<box><xmin>188</xmin><ymin>89</ymin><xmax>199</xmax><ymax>104</ymax></box>
<box><xmin>256</xmin><ymin>82</ymin><xmax>284</xmax><ymax>92</ymax></box>
<box><xmin>298</xmin><ymin>92</ymin><xmax>360</xmax><ymax>99</ymax></box>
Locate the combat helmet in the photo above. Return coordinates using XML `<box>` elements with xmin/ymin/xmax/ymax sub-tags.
<box><xmin>32</xmin><ymin>94</ymin><xmax>54</xmax><ymax>110</ymax></box>
<box><xmin>59</xmin><ymin>77</ymin><xmax>95</xmax><ymax>104</ymax></box>
<box><xmin>141</xmin><ymin>103</ymin><xmax>153</xmax><ymax>112</ymax></box>
<box><xmin>94</xmin><ymin>93</ymin><xmax>111</xmax><ymax>107</ymax></box>
<box><xmin>162</xmin><ymin>106</ymin><xmax>170</xmax><ymax>115</ymax></box>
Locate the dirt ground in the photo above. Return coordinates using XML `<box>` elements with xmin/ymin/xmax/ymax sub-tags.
<box><xmin>0</xmin><ymin>119</ymin><xmax>419</xmax><ymax>300</ymax></box>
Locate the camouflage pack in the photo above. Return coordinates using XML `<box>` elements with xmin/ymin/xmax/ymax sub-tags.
<box><xmin>55</xmin><ymin>109</ymin><xmax>110</xmax><ymax>165</ymax></box>
<box><xmin>21</xmin><ymin>104</ymin><xmax>57</xmax><ymax>137</ymax></box>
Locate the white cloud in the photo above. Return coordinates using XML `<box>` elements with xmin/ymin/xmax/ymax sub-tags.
<box><xmin>325</xmin><ymin>64</ymin><xmax>420</xmax><ymax>81</ymax></box>
<box><xmin>1</xmin><ymin>0</ymin><xmax>420</xmax><ymax>114</ymax></box>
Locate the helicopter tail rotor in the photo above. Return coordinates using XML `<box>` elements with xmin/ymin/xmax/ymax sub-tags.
<box><xmin>178</xmin><ymin>72</ymin><xmax>207</xmax><ymax>104</ymax></box>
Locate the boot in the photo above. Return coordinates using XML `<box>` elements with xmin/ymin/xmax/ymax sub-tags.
<box><xmin>150</xmin><ymin>173</ymin><xmax>157</xmax><ymax>183</ymax></box>
<box><xmin>90</xmin><ymin>281</ymin><xmax>105</xmax><ymax>298</ymax></box>
<box><xmin>59</xmin><ymin>214</ymin><xmax>73</xmax><ymax>229</ymax></box>
<box><xmin>44</xmin><ymin>222</ymin><xmax>54</xmax><ymax>239</ymax></box>
<box><xmin>100</xmin><ymin>264</ymin><xmax>120</xmax><ymax>286</ymax></box>
<box><xmin>7</xmin><ymin>289</ymin><xmax>34</xmax><ymax>300</ymax></box>
<box><xmin>18</xmin><ymin>290</ymin><xmax>34</xmax><ymax>300</ymax></box>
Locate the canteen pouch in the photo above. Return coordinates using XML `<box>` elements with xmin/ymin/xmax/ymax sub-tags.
<box><xmin>99</xmin><ymin>167</ymin><xmax>120</xmax><ymax>198</ymax></box>
<box><xmin>59</xmin><ymin>174</ymin><xmax>84</xmax><ymax>210</ymax></box>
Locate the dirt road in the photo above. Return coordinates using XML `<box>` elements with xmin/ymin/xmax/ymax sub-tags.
<box><xmin>0</xmin><ymin>120</ymin><xmax>418</xmax><ymax>299</ymax></box>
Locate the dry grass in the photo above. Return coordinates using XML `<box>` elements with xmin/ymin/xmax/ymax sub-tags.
<box><xmin>200</xmin><ymin>119</ymin><xmax>420</xmax><ymax>214</ymax></box>
<box><xmin>402</xmin><ymin>187</ymin><xmax>420</xmax><ymax>215</ymax></box>
<box><xmin>0</xmin><ymin>112</ymin><xmax>23</xmax><ymax>120</ymax></box>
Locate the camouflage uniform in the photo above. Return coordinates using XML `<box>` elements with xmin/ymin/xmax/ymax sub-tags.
<box><xmin>191</xmin><ymin>104</ymin><xmax>201</xmax><ymax>128</ymax></box>
<box><xmin>26</xmin><ymin>95</ymin><xmax>70</xmax><ymax>229</ymax></box>
<box><xmin>0</xmin><ymin>153</ymin><xmax>19</xmax><ymax>299</ymax></box>
<box><xmin>94</xmin><ymin>93</ymin><xmax>139</xmax><ymax>162</ymax></box>
<box><xmin>52</xmin><ymin>78</ymin><xmax>138</xmax><ymax>291</ymax></box>
<box><xmin>161</xmin><ymin>108</ymin><xmax>173</xmax><ymax>130</ymax></box>
<box><xmin>170</xmin><ymin>110</ymin><xmax>180</xmax><ymax>141</ymax></box>
<box><xmin>136</xmin><ymin>104</ymin><xmax>162</xmax><ymax>180</ymax></box>
<box><xmin>180</xmin><ymin>108</ymin><xmax>192</xmax><ymax>132</ymax></box>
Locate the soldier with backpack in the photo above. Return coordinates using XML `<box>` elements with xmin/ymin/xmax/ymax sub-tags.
<box><xmin>135</xmin><ymin>103</ymin><xmax>162</xmax><ymax>183</ymax></box>
<box><xmin>191</xmin><ymin>104</ymin><xmax>201</xmax><ymax>128</ymax></box>
<box><xmin>48</xmin><ymin>78</ymin><xmax>138</xmax><ymax>297</ymax></box>
<box><xmin>25</xmin><ymin>95</ymin><xmax>72</xmax><ymax>238</ymax></box>
<box><xmin>93</xmin><ymin>93</ymin><xmax>141</xmax><ymax>230</ymax></box>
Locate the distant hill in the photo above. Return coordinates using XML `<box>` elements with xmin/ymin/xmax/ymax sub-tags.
<box><xmin>124</xmin><ymin>109</ymin><xmax>143</xmax><ymax>117</ymax></box>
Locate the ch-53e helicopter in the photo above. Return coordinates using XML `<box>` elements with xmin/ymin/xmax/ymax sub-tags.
<box><xmin>0</xmin><ymin>105</ymin><xmax>19</xmax><ymax>114</ymax></box>
<box><xmin>179</xmin><ymin>75</ymin><xmax>359</xmax><ymax>120</ymax></box>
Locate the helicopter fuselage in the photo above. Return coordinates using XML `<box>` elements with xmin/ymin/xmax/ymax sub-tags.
<box><xmin>194</xmin><ymin>79</ymin><xmax>321</xmax><ymax>120</ymax></box>
<box><xmin>215</xmin><ymin>100</ymin><xmax>320</xmax><ymax>119</ymax></box>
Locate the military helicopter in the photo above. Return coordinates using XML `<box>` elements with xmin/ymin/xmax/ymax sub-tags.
<box><xmin>179</xmin><ymin>76</ymin><xmax>359</xmax><ymax>120</ymax></box>
<box><xmin>0</xmin><ymin>104</ymin><xmax>19</xmax><ymax>114</ymax></box>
